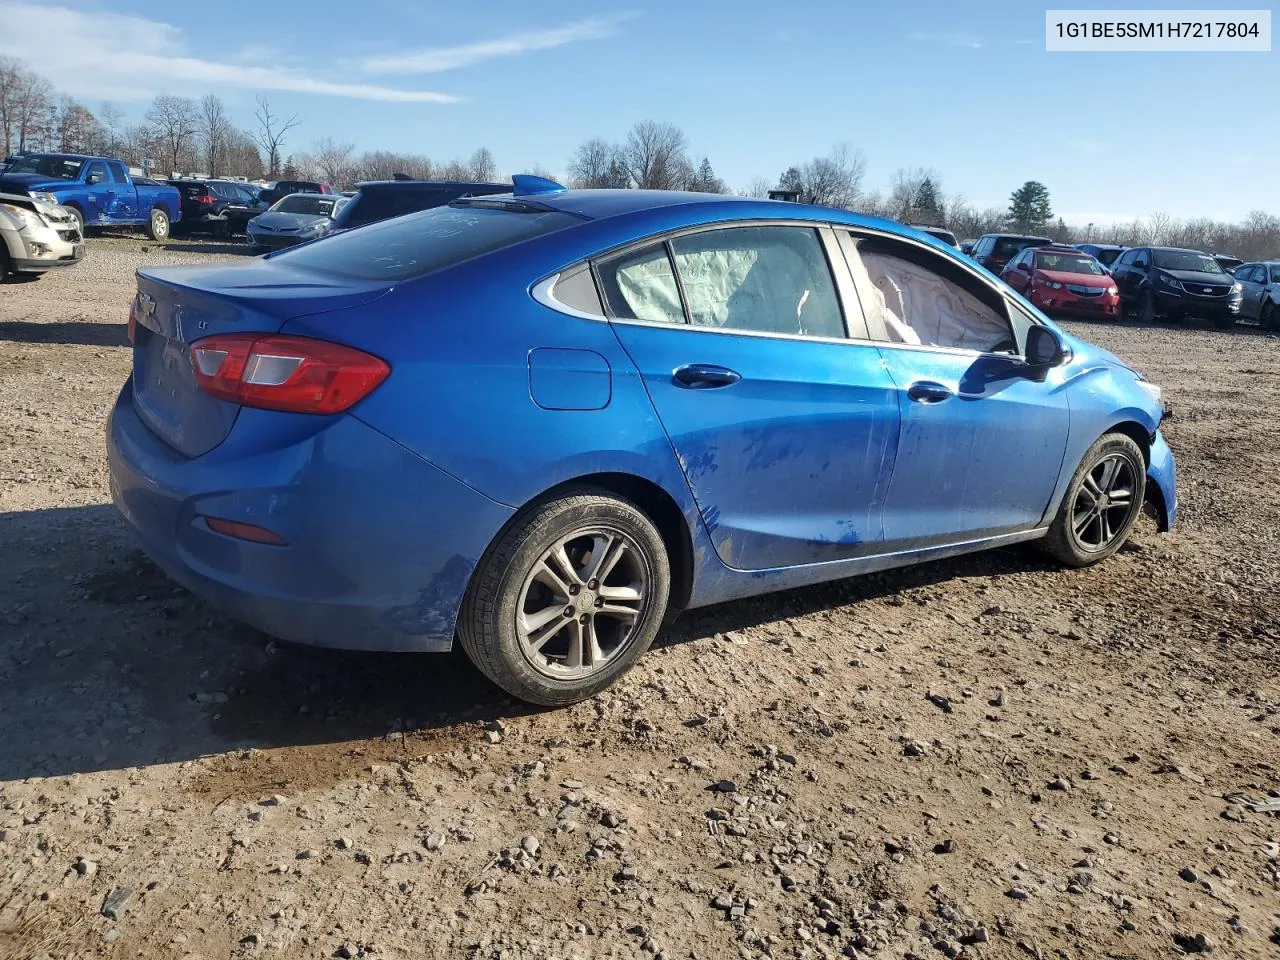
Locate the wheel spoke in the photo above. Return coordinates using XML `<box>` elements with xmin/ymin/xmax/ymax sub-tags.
<box><xmin>549</xmin><ymin>544</ymin><xmax>583</xmax><ymax>586</ymax></box>
<box><xmin>1108</xmin><ymin>487</ymin><xmax>1133</xmax><ymax>507</ymax></box>
<box><xmin>522</xmin><ymin>613</ymin><xmax>566</xmax><ymax>653</ymax></box>
<box><xmin>1073</xmin><ymin>508</ymin><xmax>1098</xmax><ymax>537</ymax></box>
<box><xmin>597</xmin><ymin>601</ymin><xmax>641</xmax><ymax>623</ymax></box>
<box><xmin>564</xmin><ymin>619</ymin><xmax>584</xmax><ymax>670</ymax></box>
<box><xmin>519</xmin><ymin>603</ymin><xmax>566</xmax><ymax>638</ymax></box>
<box><xmin>1082</xmin><ymin>474</ymin><xmax>1104</xmax><ymax>499</ymax></box>
<box><xmin>531</xmin><ymin>561</ymin><xmax>572</xmax><ymax>599</ymax></box>
<box><xmin>584</xmin><ymin>617</ymin><xmax>604</xmax><ymax>668</ymax></box>
<box><xmin>598</xmin><ymin>583</ymin><xmax>643</xmax><ymax>602</ymax></box>
<box><xmin>1100</xmin><ymin>509</ymin><xmax>1114</xmax><ymax>543</ymax></box>
<box><xmin>586</xmin><ymin>535</ymin><xmax>627</xmax><ymax>584</ymax></box>
<box><xmin>1098</xmin><ymin>457</ymin><xmax>1120</xmax><ymax>491</ymax></box>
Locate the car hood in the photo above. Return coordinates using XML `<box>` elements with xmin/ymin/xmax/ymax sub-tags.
<box><xmin>1164</xmin><ymin>269</ymin><xmax>1232</xmax><ymax>285</ymax></box>
<box><xmin>0</xmin><ymin>173</ymin><xmax>69</xmax><ymax>194</ymax></box>
<box><xmin>249</xmin><ymin>211</ymin><xmax>328</xmax><ymax>231</ymax></box>
<box><xmin>1040</xmin><ymin>269</ymin><xmax>1113</xmax><ymax>287</ymax></box>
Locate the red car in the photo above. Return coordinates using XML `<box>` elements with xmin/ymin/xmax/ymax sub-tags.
<box><xmin>1001</xmin><ymin>245</ymin><xmax>1121</xmax><ymax>319</ymax></box>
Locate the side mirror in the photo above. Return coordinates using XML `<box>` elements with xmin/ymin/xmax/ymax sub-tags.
<box><xmin>1024</xmin><ymin>325</ymin><xmax>1070</xmax><ymax>377</ymax></box>
<box><xmin>87</xmin><ymin>173</ymin><xmax>102</xmax><ymax>185</ymax></box>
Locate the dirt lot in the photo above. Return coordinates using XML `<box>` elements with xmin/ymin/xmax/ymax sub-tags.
<box><xmin>1</xmin><ymin>237</ymin><xmax>1278</xmax><ymax>960</ymax></box>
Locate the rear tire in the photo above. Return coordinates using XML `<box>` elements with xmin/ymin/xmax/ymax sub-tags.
<box><xmin>458</xmin><ymin>487</ymin><xmax>671</xmax><ymax>706</ymax></box>
<box><xmin>1040</xmin><ymin>433</ymin><xmax>1146</xmax><ymax>568</ymax></box>
<box><xmin>147</xmin><ymin>208</ymin><xmax>170</xmax><ymax>241</ymax></box>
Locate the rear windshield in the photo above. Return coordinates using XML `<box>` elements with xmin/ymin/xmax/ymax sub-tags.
<box><xmin>270</xmin><ymin>203</ymin><xmax>580</xmax><ymax>280</ymax></box>
<box><xmin>333</xmin><ymin>187</ymin><xmax>448</xmax><ymax>230</ymax></box>
<box><xmin>994</xmin><ymin>237</ymin><xmax>1049</xmax><ymax>257</ymax></box>
<box><xmin>176</xmin><ymin>184</ymin><xmax>211</xmax><ymax>197</ymax></box>
<box><xmin>1153</xmin><ymin>250</ymin><xmax>1223</xmax><ymax>273</ymax></box>
<box><xmin>1093</xmin><ymin>248</ymin><xmax>1122</xmax><ymax>265</ymax></box>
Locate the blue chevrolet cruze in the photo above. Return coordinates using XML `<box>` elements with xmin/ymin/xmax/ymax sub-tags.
<box><xmin>107</xmin><ymin>179</ymin><xmax>1176</xmax><ymax>705</ymax></box>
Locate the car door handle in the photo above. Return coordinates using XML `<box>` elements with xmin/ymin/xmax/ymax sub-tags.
<box><xmin>907</xmin><ymin>381</ymin><xmax>953</xmax><ymax>404</ymax></box>
<box><xmin>673</xmin><ymin>364</ymin><xmax>741</xmax><ymax>389</ymax></box>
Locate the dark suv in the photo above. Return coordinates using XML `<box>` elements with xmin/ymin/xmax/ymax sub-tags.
<box><xmin>329</xmin><ymin>179</ymin><xmax>511</xmax><ymax>233</ymax></box>
<box><xmin>168</xmin><ymin>179</ymin><xmax>268</xmax><ymax>237</ymax></box>
<box><xmin>1110</xmin><ymin>246</ymin><xmax>1243</xmax><ymax>327</ymax></box>
<box><xmin>970</xmin><ymin>233</ymin><xmax>1053</xmax><ymax>273</ymax></box>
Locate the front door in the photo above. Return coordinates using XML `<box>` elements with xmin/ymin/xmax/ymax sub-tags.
<box><xmin>837</xmin><ymin>229</ymin><xmax>1071</xmax><ymax>550</ymax></box>
<box><xmin>598</xmin><ymin>226</ymin><xmax>901</xmax><ymax>570</ymax></box>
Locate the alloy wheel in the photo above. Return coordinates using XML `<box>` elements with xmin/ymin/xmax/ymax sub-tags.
<box><xmin>515</xmin><ymin>526</ymin><xmax>650</xmax><ymax>680</ymax></box>
<box><xmin>1070</xmin><ymin>454</ymin><xmax>1138</xmax><ymax>552</ymax></box>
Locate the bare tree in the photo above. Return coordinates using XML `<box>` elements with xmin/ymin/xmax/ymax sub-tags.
<box><xmin>198</xmin><ymin>94</ymin><xmax>233</xmax><ymax>177</ymax></box>
<box><xmin>3</xmin><ymin>61</ymin><xmax>53</xmax><ymax>154</ymax></box>
<box><xmin>352</xmin><ymin>150</ymin><xmax>433</xmax><ymax>181</ymax></box>
<box><xmin>468</xmin><ymin>147</ymin><xmax>497</xmax><ymax>181</ymax></box>
<box><xmin>622</xmin><ymin>121</ymin><xmax>689</xmax><ymax>190</ymax></box>
<box><xmin>779</xmin><ymin>145</ymin><xmax>866</xmax><ymax>209</ymax></box>
<box><xmin>146</xmin><ymin>94</ymin><xmax>199</xmax><ymax>174</ymax></box>
<box><xmin>223</xmin><ymin>130</ymin><xmax>264</xmax><ymax>179</ymax></box>
<box><xmin>568</xmin><ymin>137</ymin><xmax>629</xmax><ymax>188</ymax></box>
<box><xmin>96</xmin><ymin>102</ymin><xmax>124</xmax><ymax>157</ymax></box>
<box><xmin>741</xmin><ymin>176</ymin><xmax>774</xmax><ymax>198</ymax></box>
<box><xmin>252</xmin><ymin>96</ymin><xmax>300</xmax><ymax>176</ymax></box>
<box><xmin>56</xmin><ymin>97</ymin><xmax>100</xmax><ymax>154</ymax></box>
<box><xmin>308</xmin><ymin>136</ymin><xmax>355</xmax><ymax>186</ymax></box>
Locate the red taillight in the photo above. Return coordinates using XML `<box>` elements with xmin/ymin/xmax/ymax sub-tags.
<box><xmin>195</xmin><ymin>194</ymin><xmax>218</xmax><ymax>205</ymax></box>
<box><xmin>203</xmin><ymin>516</ymin><xmax>287</xmax><ymax>545</ymax></box>
<box><xmin>190</xmin><ymin>334</ymin><xmax>390</xmax><ymax>414</ymax></box>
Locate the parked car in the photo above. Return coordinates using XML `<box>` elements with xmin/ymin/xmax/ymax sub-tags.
<box><xmin>1075</xmin><ymin>243</ymin><xmax>1126</xmax><ymax>270</ymax></box>
<box><xmin>1212</xmin><ymin>253</ymin><xmax>1244</xmax><ymax>274</ymax></box>
<box><xmin>107</xmin><ymin>182</ymin><xmax>1176</xmax><ymax>706</ymax></box>
<box><xmin>970</xmin><ymin>233</ymin><xmax>1053</xmax><ymax>273</ymax></box>
<box><xmin>245</xmin><ymin>193</ymin><xmax>347</xmax><ymax>250</ymax></box>
<box><xmin>908</xmin><ymin>224</ymin><xmax>958</xmax><ymax>247</ymax></box>
<box><xmin>257</xmin><ymin>179</ymin><xmax>336</xmax><ymax>206</ymax></box>
<box><xmin>168</xmin><ymin>179</ymin><xmax>269</xmax><ymax>237</ymax></box>
<box><xmin>0</xmin><ymin>152</ymin><xmax>181</xmax><ymax>239</ymax></box>
<box><xmin>959</xmin><ymin>239</ymin><xmax>975</xmax><ymax>255</ymax></box>
<box><xmin>1231</xmin><ymin>261</ymin><xmax>1280</xmax><ymax>329</ymax></box>
<box><xmin>330</xmin><ymin>179</ymin><xmax>510</xmax><ymax>233</ymax></box>
<box><xmin>0</xmin><ymin>190</ymin><xmax>84</xmax><ymax>281</ymax></box>
<box><xmin>1110</xmin><ymin>246</ymin><xmax>1243</xmax><ymax>327</ymax></box>
<box><xmin>1001</xmin><ymin>245</ymin><xmax>1120</xmax><ymax>319</ymax></box>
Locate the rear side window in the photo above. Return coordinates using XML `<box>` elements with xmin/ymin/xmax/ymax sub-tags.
<box><xmin>272</xmin><ymin>203</ymin><xmax>580</xmax><ymax>281</ymax></box>
<box><xmin>597</xmin><ymin>244</ymin><xmax>685</xmax><ymax>325</ymax></box>
<box><xmin>107</xmin><ymin>161</ymin><xmax>127</xmax><ymax>183</ymax></box>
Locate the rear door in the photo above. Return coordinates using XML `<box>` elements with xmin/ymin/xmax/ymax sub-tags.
<box><xmin>838</xmin><ymin>229</ymin><xmax>1070</xmax><ymax>550</ymax></box>
<box><xmin>599</xmin><ymin>224</ymin><xmax>900</xmax><ymax>570</ymax></box>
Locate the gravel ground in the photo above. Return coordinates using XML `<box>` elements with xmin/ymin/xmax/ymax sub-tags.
<box><xmin>1</xmin><ymin>237</ymin><xmax>1278</xmax><ymax>960</ymax></box>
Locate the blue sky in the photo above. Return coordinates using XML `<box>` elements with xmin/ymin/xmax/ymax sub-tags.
<box><xmin>1</xmin><ymin>0</ymin><xmax>1276</xmax><ymax>223</ymax></box>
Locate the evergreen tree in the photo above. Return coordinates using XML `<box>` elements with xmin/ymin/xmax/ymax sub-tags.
<box><xmin>1008</xmin><ymin>181</ymin><xmax>1053</xmax><ymax>232</ymax></box>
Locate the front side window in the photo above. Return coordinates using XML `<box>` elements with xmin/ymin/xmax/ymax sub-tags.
<box><xmin>845</xmin><ymin>233</ymin><xmax>1016</xmax><ymax>353</ymax></box>
<box><xmin>597</xmin><ymin>244</ymin><xmax>685</xmax><ymax>325</ymax></box>
<box><xmin>85</xmin><ymin>162</ymin><xmax>107</xmax><ymax>184</ymax></box>
<box><xmin>668</xmin><ymin>226</ymin><xmax>845</xmax><ymax>338</ymax></box>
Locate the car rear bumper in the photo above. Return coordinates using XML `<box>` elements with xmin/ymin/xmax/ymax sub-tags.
<box><xmin>1146</xmin><ymin>429</ymin><xmax>1177</xmax><ymax>531</ymax></box>
<box><xmin>106</xmin><ymin>379</ymin><xmax>514</xmax><ymax>653</ymax></box>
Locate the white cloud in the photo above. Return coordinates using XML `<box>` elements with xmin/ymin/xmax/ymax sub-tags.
<box><xmin>0</xmin><ymin>3</ymin><xmax>458</xmax><ymax>103</ymax></box>
<box><xmin>909</xmin><ymin>31</ymin><xmax>983</xmax><ymax>49</ymax></box>
<box><xmin>357</xmin><ymin>14</ymin><xmax>636</xmax><ymax>74</ymax></box>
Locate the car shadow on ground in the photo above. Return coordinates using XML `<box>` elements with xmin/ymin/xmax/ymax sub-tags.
<box><xmin>0</xmin><ymin>504</ymin><xmax>1059</xmax><ymax>784</ymax></box>
<box><xmin>0</xmin><ymin>320</ymin><xmax>130</xmax><ymax>347</ymax></box>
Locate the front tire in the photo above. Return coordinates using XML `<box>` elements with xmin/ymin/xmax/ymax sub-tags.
<box><xmin>67</xmin><ymin>205</ymin><xmax>86</xmax><ymax>238</ymax></box>
<box><xmin>1041</xmin><ymin>433</ymin><xmax>1146</xmax><ymax>568</ymax></box>
<box><xmin>1138</xmin><ymin>289</ymin><xmax>1156</xmax><ymax>324</ymax></box>
<box><xmin>147</xmin><ymin>208</ymin><xmax>170</xmax><ymax>241</ymax></box>
<box><xmin>458</xmin><ymin>488</ymin><xmax>671</xmax><ymax>706</ymax></box>
<box><xmin>1259</xmin><ymin>301</ymin><xmax>1276</xmax><ymax>331</ymax></box>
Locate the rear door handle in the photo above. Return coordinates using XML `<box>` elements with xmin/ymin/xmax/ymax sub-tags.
<box><xmin>673</xmin><ymin>364</ymin><xmax>741</xmax><ymax>389</ymax></box>
<box><xmin>907</xmin><ymin>381</ymin><xmax>953</xmax><ymax>404</ymax></box>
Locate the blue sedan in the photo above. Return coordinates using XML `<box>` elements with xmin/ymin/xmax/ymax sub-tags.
<box><xmin>107</xmin><ymin>178</ymin><xmax>1177</xmax><ymax>706</ymax></box>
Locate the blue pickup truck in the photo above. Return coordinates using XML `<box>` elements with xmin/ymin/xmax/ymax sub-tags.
<box><xmin>0</xmin><ymin>153</ymin><xmax>181</xmax><ymax>240</ymax></box>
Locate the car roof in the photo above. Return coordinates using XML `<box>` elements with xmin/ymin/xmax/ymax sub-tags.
<box><xmin>1034</xmin><ymin>245</ymin><xmax>1086</xmax><ymax>254</ymax></box>
<box><xmin>982</xmin><ymin>232</ymin><xmax>1051</xmax><ymax>240</ymax></box>
<box><xmin>495</xmin><ymin>189</ymin><xmax>949</xmax><ymax>244</ymax></box>
<box><xmin>1149</xmin><ymin>246</ymin><xmax>1209</xmax><ymax>254</ymax></box>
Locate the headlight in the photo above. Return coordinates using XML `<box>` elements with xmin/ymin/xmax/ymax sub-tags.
<box><xmin>30</xmin><ymin>191</ymin><xmax>59</xmax><ymax>206</ymax></box>
<box><xmin>1136</xmin><ymin>380</ymin><xmax>1162</xmax><ymax>405</ymax></box>
<box><xmin>1159</xmin><ymin>273</ymin><xmax>1182</xmax><ymax>290</ymax></box>
<box><xmin>304</xmin><ymin>221</ymin><xmax>327</xmax><ymax>234</ymax></box>
<box><xmin>1107</xmin><ymin>286</ymin><xmax>1118</xmax><ymax>296</ymax></box>
<box><xmin>1045</xmin><ymin>281</ymin><xmax>1063</xmax><ymax>290</ymax></box>
<box><xmin>1229</xmin><ymin>282</ymin><xmax>1242</xmax><ymax>299</ymax></box>
<box><xmin>0</xmin><ymin>202</ymin><xmax>38</xmax><ymax>230</ymax></box>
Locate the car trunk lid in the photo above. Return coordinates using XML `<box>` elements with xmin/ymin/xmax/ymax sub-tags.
<box><xmin>130</xmin><ymin>261</ymin><xmax>391</xmax><ymax>458</ymax></box>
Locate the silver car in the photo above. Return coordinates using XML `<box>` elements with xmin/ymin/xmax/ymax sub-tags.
<box><xmin>246</xmin><ymin>194</ymin><xmax>347</xmax><ymax>251</ymax></box>
<box><xmin>0</xmin><ymin>191</ymin><xmax>84</xmax><ymax>281</ymax></box>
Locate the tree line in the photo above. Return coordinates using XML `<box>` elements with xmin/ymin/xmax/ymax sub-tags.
<box><xmin>2</xmin><ymin>57</ymin><xmax>1276</xmax><ymax>259</ymax></box>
